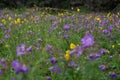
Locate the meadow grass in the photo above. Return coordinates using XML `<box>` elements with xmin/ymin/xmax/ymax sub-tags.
<box><xmin>0</xmin><ymin>7</ymin><xmax>120</xmax><ymax>80</ymax></box>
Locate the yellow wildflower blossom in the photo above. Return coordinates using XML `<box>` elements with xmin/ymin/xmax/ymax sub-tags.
<box><xmin>99</xmin><ymin>27</ymin><xmax>103</xmax><ymax>30</ymax></box>
<box><xmin>70</xmin><ymin>43</ymin><xmax>76</xmax><ymax>49</ymax></box>
<box><xmin>112</xmin><ymin>45</ymin><xmax>115</xmax><ymax>49</ymax></box>
<box><xmin>8</xmin><ymin>17</ymin><xmax>12</xmax><ymax>21</ymax></box>
<box><xmin>77</xmin><ymin>8</ymin><xmax>80</xmax><ymax>12</ymax></box>
<box><xmin>65</xmin><ymin>53</ymin><xmax>70</xmax><ymax>61</ymax></box>
<box><xmin>66</xmin><ymin>50</ymin><xmax>70</xmax><ymax>54</ymax></box>
<box><xmin>2</xmin><ymin>19</ymin><xmax>6</xmax><ymax>24</ymax></box>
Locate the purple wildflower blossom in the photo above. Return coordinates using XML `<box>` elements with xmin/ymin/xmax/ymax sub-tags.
<box><xmin>26</xmin><ymin>46</ymin><xmax>32</xmax><ymax>52</ymax></box>
<box><xmin>0</xmin><ymin>23</ymin><xmax>3</xmax><ymax>27</ymax></box>
<box><xmin>64</xmin><ymin>24</ymin><xmax>70</xmax><ymax>30</ymax></box>
<box><xmin>89</xmin><ymin>53</ymin><xmax>101</xmax><ymax>60</ymax></box>
<box><xmin>70</xmin><ymin>49</ymin><xmax>76</xmax><ymax>55</ymax></box>
<box><xmin>103</xmin><ymin>29</ymin><xmax>109</xmax><ymax>34</ymax></box>
<box><xmin>4</xmin><ymin>34</ymin><xmax>10</xmax><ymax>38</ymax></box>
<box><xmin>16</xmin><ymin>44</ymin><xmax>26</xmax><ymax>56</ymax></box>
<box><xmin>37</xmin><ymin>38</ymin><xmax>42</xmax><ymax>42</ymax></box>
<box><xmin>20</xmin><ymin>64</ymin><xmax>29</xmax><ymax>73</ymax></box>
<box><xmin>12</xmin><ymin>60</ymin><xmax>21</xmax><ymax>74</ymax></box>
<box><xmin>76</xmin><ymin>48</ymin><xmax>83</xmax><ymax>57</ymax></box>
<box><xmin>47</xmin><ymin>77</ymin><xmax>52</xmax><ymax>80</ymax></box>
<box><xmin>99</xmin><ymin>65</ymin><xmax>107</xmax><ymax>71</ymax></box>
<box><xmin>46</xmin><ymin>45</ymin><xmax>52</xmax><ymax>51</ymax></box>
<box><xmin>109</xmin><ymin>72</ymin><xmax>117</xmax><ymax>78</ymax></box>
<box><xmin>49</xmin><ymin>66</ymin><xmax>61</xmax><ymax>74</ymax></box>
<box><xmin>50</xmin><ymin>57</ymin><xmax>57</xmax><ymax>64</ymax></box>
<box><xmin>63</xmin><ymin>34</ymin><xmax>69</xmax><ymax>39</ymax></box>
<box><xmin>99</xmin><ymin>49</ymin><xmax>109</xmax><ymax>55</ymax></box>
<box><xmin>0</xmin><ymin>69</ymin><xmax>2</xmax><ymax>76</ymax></box>
<box><xmin>12</xmin><ymin>60</ymin><xmax>28</xmax><ymax>74</ymax></box>
<box><xmin>108</xmin><ymin>25</ymin><xmax>113</xmax><ymax>32</ymax></box>
<box><xmin>81</xmin><ymin>33</ymin><xmax>94</xmax><ymax>48</ymax></box>
<box><xmin>109</xmin><ymin>56</ymin><xmax>113</xmax><ymax>59</ymax></box>
<box><xmin>68</xmin><ymin>61</ymin><xmax>78</xmax><ymax>67</ymax></box>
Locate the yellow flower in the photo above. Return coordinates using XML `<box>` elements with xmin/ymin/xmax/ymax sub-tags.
<box><xmin>2</xmin><ymin>19</ymin><xmax>6</xmax><ymax>24</ymax></box>
<box><xmin>99</xmin><ymin>27</ymin><xmax>103</xmax><ymax>30</ymax></box>
<box><xmin>16</xmin><ymin>18</ymin><xmax>21</xmax><ymax>23</ymax></box>
<box><xmin>95</xmin><ymin>17</ymin><xmax>100</xmax><ymax>21</ymax></box>
<box><xmin>8</xmin><ymin>17</ymin><xmax>12</xmax><ymax>21</ymax></box>
<box><xmin>77</xmin><ymin>8</ymin><xmax>80</xmax><ymax>12</ymax></box>
<box><xmin>66</xmin><ymin>50</ymin><xmax>70</xmax><ymax>54</ymax></box>
<box><xmin>107</xmin><ymin>12</ymin><xmax>111</xmax><ymax>17</ymax></box>
<box><xmin>70</xmin><ymin>43</ymin><xmax>76</xmax><ymax>49</ymax></box>
<box><xmin>14</xmin><ymin>20</ymin><xmax>17</xmax><ymax>24</ymax></box>
<box><xmin>24</xmin><ymin>18</ymin><xmax>28</xmax><ymax>23</ymax></box>
<box><xmin>112</xmin><ymin>45</ymin><xmax>115</xmax><ymax>49</ymax></box>
<box><xmin>65</xmin><ymin>53</ymin><xmax>70</xmax><ymax>61</ymax></box>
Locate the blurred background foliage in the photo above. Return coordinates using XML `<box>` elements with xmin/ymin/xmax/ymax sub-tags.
<box><xmin>0</xmin><ymin>0</ymin><xmax>119</xmax><ymax>12</ymax></box>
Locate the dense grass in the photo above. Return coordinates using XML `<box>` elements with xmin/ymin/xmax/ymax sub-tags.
<box><xmin>0</xmin><ymin>7</ymin><xmax>120</xmax><ymax>80</ymax></box>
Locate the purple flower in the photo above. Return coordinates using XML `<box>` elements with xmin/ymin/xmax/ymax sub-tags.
<box><xmin>103</xmin><ymin>29</ymin><xmax>109</xmax><ymax>34</ymax></box>
<box><xmin>76</xmin><ymin>48</ymin><xmax>83</xmax><ymax>57</ymax></box>
<box><xmin>37</xmin><ymin>38</ymin><xmax>42</xmax><ymax>42</ymax></box>
<box><xmin>70</xmin><ymin>49</ymin><xmax>76</xmax><ymax>55</ymax></box>
<box><xmin>0</xmin><ymin>69</ymin><xmax>2</xmax><ymax>76</ymax></box>
<box><xmin>109</xmin><ymin>72</ymin><xmax>117</xmax><ymax>78</ymax></box>
<box><xmin>64</xmin><ymin>24</ymin><xmax>70</xmax><ymax>30</ymax></box>
<box><xmin>63</xmin><ymin>34</ymin><xmax>69</xmax><ymax>39</ymax></box>
<box><xmin>0</xmin><ymin>23</ymin><xmax>3</xmax><ymax>27</ymax></box>
<box><xmin>16</xmin><ymin>44</ymin><xmax>26</xmax><ymax>56</ymax></box>
<box><xmin>99</xmin><ymin>49</ymin><xmax>109</xmax><ymax>55</ymax></box>
<box><xmin>49</xmin><ymin>66</ymin><xmax>61</xmax><ymax>74</ymax></box>
<box><xmin>4</xmin><ymin>34</ymin><xmax>10</xmax><ymax>38</ymax></box>
<box><xmin>20</xmin><ymin>65</ymin><xmax>29</xmax><ymax>73</ymax></box>
<box><xmin>81</xmin><ymin>33</ymin><xmax>94</xmax><ymax>48</ymax></box>
<box><xmin>26</xmin><ymin>46</ymin><xmax>32</xmax><ymax>52</ymax></box>
<box><xmin>46</xmin><ymin>45</ymin><xmax>52</xmax><ymax>51</ymax></box>
<box><xmin>50</xmin><ymin>57</ymin><xmax>57</xmax><ymax>64</ymax></box>
<box><xmin>12</xmin><ymin>60</ymin><xmax>28</xmax><ymax>74</ymax></box>
<box><xmin>68</xmin><ymin>61</ymin><xmax>78</xmax><ymax>67</ymax></box>
<box><xmin>0</xmin><ymin>39</ymin><xmax>5</xmax><ymax>43</ymax></box>
<box><xmin>109</xmin><ymin>56</ymin><xmax>113</xmax><ymax>59</ymax></box>
<box><xmin>47</xmin><ymin>77</ymin><xmax>52</xmax><ymax>80</ymax></box>
<box><xmin>108</xmin><ymin>25</ymin><xmax>113</xmax><ymax>32</ymax></box>
<box><xmin>89</xmin><ymin>53</ymin><xmax>101</xmax><ymax>60</ymax></box>
<box><xmin>99</xmin><ymin>65</ymin><xmax>107</xmax><ymax>71</ymax></box>
<box><xmin>12</xmin><ymin>60</ymin><xmax>21</xmax><ymax>74</ymax></box>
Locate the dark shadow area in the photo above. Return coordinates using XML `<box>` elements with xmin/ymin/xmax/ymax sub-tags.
<box><xmin>0</xmin><ymin>0</ymin><xmax>119</xmax><ymax>13</ymax></box>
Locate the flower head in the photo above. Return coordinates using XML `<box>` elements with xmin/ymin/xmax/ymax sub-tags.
<box><xmin>89</xmin><ymin>53</ymin><xmax>101</xmax><ymax>60</ymax></box>
<box><xmin>81</xmin><ymin>33</ymin><xmax>94</xmax><ymax>48</ymax></box>
<box><xmin>109</xmin><ymin>72</ymin><xmax>117</xmax><ymax>78</ymax></box>
<box><xmin>68</xmin><ymin>61</ymin><xmax>78</xmax><ymax>67</ymax></box>
<box><xmin>0</xmin><ymin>69</ymin><xmax>2</xmax><ymax>76</ymax></box>
<box><xmin>65</xmin><ymin>53</ymin><xmax>70</xmax><ymax>61</ymax></box>
<box><xmin>50</xmin><ymin>57</ymin><xmax>57</xmax><ymax>64</ymax></box>
<box><xmin>12</xmin><ymin>60</ymin><xmax>28</xmax><ymax>74</ymax></box>
<box><xmin>70</xmin><ymin>43</ymin><xmax>76</xmax><ymax>49</ymax></box>
<box><xmin>99</xmin><ymin>65</ymin><xmax>107</xmax><ymax>71</ymax></box>
<box><xmin>16</xmin><ymin>44</ymin><xmax>26</xmax><ymax>56</ymax></box>
<box><xmin>47</xmin><ymin>77</ymin><xmax>52</xmax><ymax>80</ymax></box>
<box><xmin>46</xmin><ymin>45</ymin><xmax>52</xmax><ymax>51</ymax></box>
<box><xmin>49</xmin><ymin>66</ymin><xmax>61</xmax><ymax>74</ymax></box>
<box><xmin>64</xmin><ymin>24</ymin><xmax>70</xmax><ymax>30</ymax></box>
<box><xmin>12</xmin><ymin>60</ymin><xmax>21</xmax><ymax>74</ymax></box>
